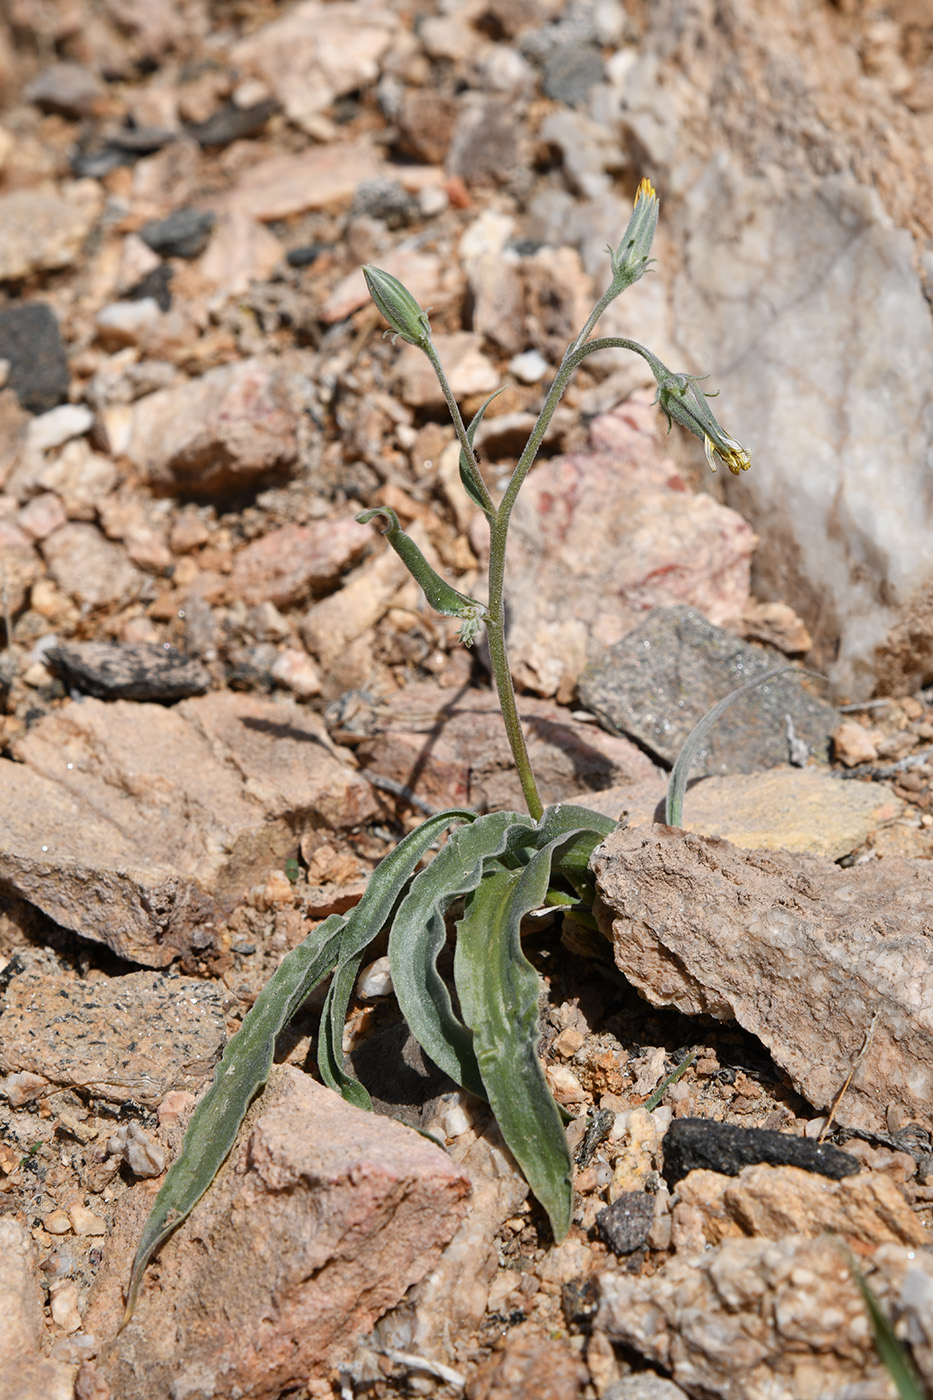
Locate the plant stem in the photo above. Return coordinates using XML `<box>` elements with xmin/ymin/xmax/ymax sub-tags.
<box><xmin>422</xmin><ymin>340</ymin><xmax>497</xmax><ymax>518</ymax></box>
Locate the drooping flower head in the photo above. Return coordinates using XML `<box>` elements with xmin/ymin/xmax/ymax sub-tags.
<box><xmin>655</xmin><ymin>372</ymin><xmax>751</xmax><ymax>475</ymax></box>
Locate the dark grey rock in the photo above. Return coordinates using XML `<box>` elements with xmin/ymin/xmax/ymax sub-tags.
<box><xmin>187</xmin><ymin>99</ymin><xmax>277</xmax><ymax>148</ymax></box>
<box><xmin>0</xmin><ymin>303</ymin><xmax>69</xmax><ymax>414</ymax></box>
<box><xmin>124</xmin><ymin>263</ymin><xmax>173</xmax><ymax>311</ymax></box>
<box><xmin>578</xmin><ymin>606</ymin><xmax>838</xmax><ymax>776</ymax></box>
<box><xmin>45</xmin><ymin>642</ymin><xmax>210</xmax><ymax>702</ymax></box>
<box><xmin>140</xmin><ymin>208</ymin><xmax>216</xmax><ymax>260</ymax></box>
<box><xmin>350</xmin><ymin>179</ymin><xmax>417</xmax><ymax>229</ymax></box>
<box><xmin>71</xmin><ymin>126</ymin><xmax>176</xmax><ymax>178</ymax></box>
<box><xmin>542</xmin><ymin>42</ymin><xmax>605</xmax><ymax>106</ymax></box>
<box><xmin>447</xmin><ymin>94</ymin><xmax>524</xmax><ymax>188</ymax></box>
<box><xmin>661</xmin><ymin>1118</ymin><xmax>860</xmax><ymax>1189</ymax></box>
<box><xmin>596</xmin><ymin>1192</ymin><xmax>655</xmax><ymax>1255</ymax></box>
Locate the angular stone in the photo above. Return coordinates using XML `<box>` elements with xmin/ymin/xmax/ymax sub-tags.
<box><xmin>230</xmin><ymin>1</ymin><xmax>398</xmax><ymax>134</ymax></box>
<box><xmin>24</xmin><ymin>62</ymin><xmax>105</xmax><ymax>118</ymax></box>
<box><xmin>662</xmin><ymin>1120</ymin><xmax>860</xmax><ymax>1189</ymax></box>
<box><xmin>465</xmin><ymin>1324</ymin><xmax>589</xmax><ymax>1400</ymax></box>
<box><xmin>393</xmin><ymin>331</ymin><xmax>499</xmax><ymax>410</ymax></box>
<box><xmin>579</xmin><ymin>606</ymin><xmax>838</xmax><ymax>775</ymax></box>
<box><xmin>217</xmin><ymin>142</ymin><xmax>385</xmax><ymax>222</ymax></box>
<box><xmin>506</xmin><ymin>404</ymin><xmax>757</xmax><ymax>698</ymax></box>
<box><xmin>0</xmin><ymin>518</ymin><xmax>41</xmax><ymax>615</ymax></box>
<box><xmin>139</xmin><ymin>208</ymin><xmax>215</xmax><ymax>259</ymax></box>
<box><xmin>87</xmin><ymin>1067</ymin><xmax>470</xmax><ymax>1400</ymax></box>
<box><xmin>41</xmin><ymin>523</ymin><xmax>141</xmax><ymax>610</ymax></box>
<box><xmin>1</xmin><ymin>692</ymin><xmax>380</xmax><ymax>965</ymax></box>
<box><xmin>196</xmin><ymin>210</ymin><xmax>284</xmax><ymax>296</ymax></box>
<box><xmin>0</xmin><ymin>303</ymin><xmax>69</xmax><ymax>415</ymax></box>
<box><xmin>45</xmin><ymin>642</ymin><xmax>210</xmax><ymax>702</ymax></box>
<box><xmin>596</xmin><ymin>1237</ymin><xmax>933</xmax><ymax>1400</ymax></box>
<box><xmin>0</xmin><ymin>949</ymin><xmax>226</xmax><ymax>1106</ymax></box>
<box><xmin>0</xmin><ymin>1218</ymin><xmax>75</xmax><ymax>1400</ymax></box>
<box><xmin>230</xmin><ymin>518</ymin><xmax>370</xmax><ymax>607</ymax></box>
<box><xmin>122</xmin><ymin>359</ymin><xmax>302</xmax><ymax>498</ymax></box>
<box><xmin>0</xmin><ymin>182</ymin><xmax>102</xmax><ymax>283</ymax></box>
<box><xmin>356</xmin><ymin>679</ymin><xmax>660</xmax><ymax>813</ymax></box>
<box><xmin>592</xmin><ymin>824</ymin><xmax>933</xmax><ymax>1134</ymax></box>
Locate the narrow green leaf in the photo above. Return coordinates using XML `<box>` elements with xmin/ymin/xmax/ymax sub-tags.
<box><xmin>124</xmin><ymin>912</ymin><xmax>346</xmax><ymax>1326</ymax></box>
<box><xmin>665</xmin><ymin>667</ymin><xmax>798</xmax><ymax>827</ymax></box>
<box><xmin>389</xmin><ymin>811</ymin><xmax>536</xmax><ymax>1099</ymax></box>
<box><xmin>316</xmin><ymin>807</ymin><xmax>477</xmax><ymax>1107</ymax></box>
<box><xmin>453</xmin><ymin>837</ymin><xmax>574</xmax><ymax>1240</ymax></box>
<box><xmin>459</xmin><ymin>387</ymin><xmax>504</xmax><ymax>512</ymax></box>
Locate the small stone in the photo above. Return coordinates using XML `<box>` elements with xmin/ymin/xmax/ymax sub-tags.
<box><xmin>68</xmin><ymin>1205</ymin><xmax>107</xmax><ymax>1237</ymax></box>
<box><xmin>217</xmin><ymin>141</ymin><xmax>385</xmax><ymax>222</ymax></box>
<box><xmin>169</xmin><ymin>515</ymin><xmax>210</xmax><ymax>554</ymax></box>
<box><xmin>44</xmin><ymin>642</ymin><xmax>210</xmax><ymax>702</ymax></box>
<box><xmin>140</xmin><ymin>208</ymin><xmax>216</xmax><ymax>259</ymax></box>
<box><xmin>43</xmin><ymin>1211</ymin><xmax>72</xmax><ymax>1235</ymax></box>
<box><xmin>509</xmin><ymin>348</ymin><xmax>549</xmax><ymax>383</ymax></box>
<box><xmin>546</xmin><ymin>1064</ymin><xmax>587</xmax><ymax>1105</ymax></box>
<box><xmin>49</xmin><ymin>1278</ymin><xmax>83</xmax><ymax>1332</ymax></box>
<box><xmin>1</xmin><ymin>1070</ymin><xmax>51</xmax><ymax>1106</ymax></box>
<box><xmin>24</xmin><ymin>62</ymin><xmax>105</xmax><ymax>118</ymax></box>
<box><xmin>94</xmin><ymin>298</ymin><xmax>163</xmax><ymax>349</ymax></box>
<box><xmin>447</xmin><ymin>94</ymin><xmax>525</xmax><ymax>188</ymax></box>
<box><xmin>394</xmin><ymin>331</ymin><xmax>499</xmax><ymax>409</ymax></box>
<box><xmin>230</xmin><ymin>519</ymin><xmax>369</xmax><ymax>607</ymax></box>
<box><xmin>269</xmin><ymin>648</ymin><xmax>322</xmax><ymax>698</ymax></box>
<box><xmin>187</xmin><ymin>98</ymin><xmax>278</xmax><ymax>149</ymax></box>
<box><xmin>553</xmin><ymin>1027</ymin><xmax>585</xmax><ymax>1058</ymax></box>
<box><xmin>0</xmin><ymin>305</ymin><xmax>70</xmax><ymax>415</ymax></box>
<box><xmin>596</xmin><ymin>1192</ymin><xmax>656</xmax><ymax>1255</ymax></box>
<box><xmin>0</xmin><ymin>182</ymin><xmax>102</xmax><ymax>283</ymax></box>
<box><xmin>741</xmin><ymin>599</ymin><xmax>813</xmax><ymax>654</ymax></box>
<box><xmin>26</xmin><ymin>403</ymin><xmax>94</xmax><ymax>454</ymax></box>
<box><xmin>106</xmin><ymin>1122</ymin><xmax>166</xmax><ymax>1178</ymax></box>
<box><xmin>542</xmin><ymin>42</ymin><xmax>605</xmax><ymax>106</ymax></box>
<box><xmin>356</xmin><ymin>956</ymin><xmax>393</xmax><ymax>1000</ymax></box>
<box><xmin>157</xmin><ymin>1090</ymin><xmax>195</xmax><ymax>1128</ymax></box>
<box><xmin>833</xmin><ymin>719</ymin><xmax>884</xmax><ymax>767</ymax></box>
<box><xmin>197</xmin><ymin>210</ymin><xmax>284</xmax><ymax>296</ymax></box>
<box><xmin>41</xmin><ymin>524</ymin><xmax>141</xmax><ymax>610</ymax></box>
<box><xmin>17</xmin><ymin>492</ymin><xmax>67</xmax><ymax>541</ymax></box>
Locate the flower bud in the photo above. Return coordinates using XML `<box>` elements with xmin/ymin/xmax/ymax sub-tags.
<box><xmin>611</xmin><ymin>177</ymin><xmax>659</xmax><ymax>291</ymax></box>
<box><xmin>363</xmin><ymin>265</ymin><xmax>432</xmax><ymax>348</ymax></box>
<box><xmin>655</xmin><ymin>372</ymin><xmax>751</xmax><ymax>475</ymax></box>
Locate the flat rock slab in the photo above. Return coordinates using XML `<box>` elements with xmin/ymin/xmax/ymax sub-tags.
<box><xmin>579</xmin><ymin>605</ymin><xmax>839</xmax><ymax>774</ymax></box>
<box><xmin>0</xmin><ymin>949</ymin><xmax>226</xmax><ymax>1106</ymax></box>
<box><xmin>591</xmin><ymin>824</ymin><xmax>933</xmax><ymax>1135</ymax></box>
<box><xmin>45</xmin><ymin>641</ymin><xmax>210</xmax><ymax>701</ymax></box>
<box><xmin>505</xmin><ymin>401</ymin><xmax>757</xmax><ymax>699</ymax></box>
<box><xmin>86</xmin><ymin>1067</ymin><xmax>470</xmax><ymax>1400</ymax></box>
<box><xmin>596</xmin><ymin>1236</ymin><xmax>933</xmax><ymax>1400</ymax></box>
<box><xmin>1</xmin><ymin>692</ymin><xmax>379</xmax><ymax>965</ymax></box>
<box><xmin>356</xmin><ymin>680</ymin><xmax>661</xmax><ymax>812</ymax></box>
<box><xmin>573</xmin><ymin>765</ymin><xmax>903</xmax><ymax>860</ymax></box>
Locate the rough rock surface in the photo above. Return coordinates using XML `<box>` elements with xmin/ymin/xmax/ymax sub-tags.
<box><xmin>0</xmin><ymin>1218</ymin><xmax>75</xmax><ymax>1400</ymax></box>
<box><xmin>505</xmin><ymin>402</ymin><xmax>757</xmax><ymax>699</ymax></box>
<box><xmin>87</xmin><ymin>1067</ymin><xmax>471</xmax><ymax>1400</ymax></box>
<box><xmin>592</xmin><ymin>823</ymin><xmax>933</xmax><ymax>1134</ymax></box>
<box><xmin>579</xmin><ymin>606</ymin><xmax>839</xmax><ymax>775</ymax></box>
<box><xmin>45</xmin><ymin>641</ymin><xmax>210</xmax><ymax>701</ymax></box>
<box><xmin>1</xmin><ymin>692</ymin><xmax>379</xmax><ymax>964</ymax></box>
<box><xmin>0</xmin><ymin>948</ymin><xmax>226</xmax><ymax>1106</ymax></box>
<box><xmin>356</xmin><ymin>679</ymin><xmax>661</xmax><ymax>813</ymax></box>
<box><xmin>596</xmin><ymin>1237</ymin><xmax>933</xmax><ymax>1400</ymax></box>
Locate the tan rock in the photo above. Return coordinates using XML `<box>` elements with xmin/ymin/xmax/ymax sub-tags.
<box><xmin>578</xmin><ymin>766</ymin><xmax>903</xmax><ymax>861</ymax></box>
<box><xmin>466</xmin><ymin>1323</ymin><xmax>589</xmax><ymax>1400</ymax></box>
<box><xmin>230</xmin><ymin>518</ymin><xmax>369</xmax><ymax>607</ymax></box>
<box><xmin>197</xmin><ymin>210</ymin><xmax>284</xmax><ymax>296</ymax></box>
<box><xmin>41</xmin><ymin>522</ymin><xmax>141</xmax><ymax>610</ymax></box>
<box><xmin>673</xmin><ymin>1163</ymin><xmax>927</xmax><ymax>1250</ymax></box>
<box><xmin>592</xmin><ymin>824</ymin><xmax>933</xmax><ymax>1134</ymax></box>
<box><xmin>741</xmin><ymin>600</ymin><xmax>812</xmax><ymax>654</ymax></box>
<box><xmin>88</xmin><ymin>1067</ymin><xmax>470</xmax><ymax>1400</ymax></box>
<box><xmin>217</xmin><ymin>141</ymin><xmax>385</xmax><ymax>222</ymax></box>
<box><xmin>301</xmin><ymin>540</ymin><xmax>410</xmax><ymax>671</ymax></box>
<box><xmin>394</xmin><ymin>331</ymin><xmax>499</xmax><ymax>409</ymax></box>
<box><xmin>0</xmin><ymin>181</ymin><xmax>102</xmax><ymax>282</ymax></box>
<box><xmin>322</xmin><ymin>246</ymin><xmax>456</xmax><ymax>326</ymax></box>
<box><xmin>833</xmin><ymin>719</ymin><xmax>885</xmax><ymax>767</ymax></box>
<box><xmin>596</xmin><ymin>1237</ymin><xmax>933</xmax><ymax>1400</ymax></box>
<box><xmin>0</xmin><ymin>1218</ymin><xmax>75</xmax><ymax>1400</ymax></box>
<box><xmin>1</xmin><ymin>692</ymin><xmax>379</xmax><ymax>964</ymax></box>
<box><xmin>123</xmin><ymin>359</ymin><xmax>302</xmax><ymax>498</ymax></box>
<box><xmin>0</xmin><ymin>517</ymin><xmax>41</xmax><ymax>613</ymax></box>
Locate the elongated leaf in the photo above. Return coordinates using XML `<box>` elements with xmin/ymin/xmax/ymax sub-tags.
<box><xmin>317</xmin><ymin>807</ymin><xmax>477</xmax><ymax>1107</ymax></box>
<box><xmin>847</xmin><ymin>1251</ymin><xmax>929</xmax><ymax>1400</ymax></box>
<box><xmin>389</xmin><ymin>811</ymin><xmax>536</xmax><ymax>1098</ymax></box>
<box><xmin>357</xmin><ymin>507</ymin><xmax>486</xmax><ymax>645</ymax></box>
<box><xmin>124</xmin><ymin>912</ymin><xmax>346</xmax><ymax>1325</ymax></box>
<box><xmin>459</xmin><ymin>387</ymin><xmax>504</xmax><ymax>512</ymax></box>
<box><xmin>453</xmin><ymin>835</ymin><xmax>575</xmax><ymax>1240</ymax></box>
<box><xmin>665</xmin><ymin>667</ymin><xmax>797</xmax><ymax>827</ymax></box>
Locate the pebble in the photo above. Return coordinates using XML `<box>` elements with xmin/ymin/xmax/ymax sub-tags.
<box><xmin>26</xmin><ymin>403</ymin><xmax>94</xmax><ymax>454</ymax></box>
<box><xmin>44</xmin><ymin>641</ymin><xmax>210</xmax><ymax>702</ymax></box>
<box><xmin>0</xmin><ymin>182</ymin><xmax>102</xmax><ymax>283</ymax></box>
<box><xmin>140</xmin><ymin>207</ymin><xmax>216</xmax><ymax>259</ymax></box>
<box><xmin>356</xmin><ymin>956</ymin><xmax>394</xmax><ymax>999</ymax></box>
<box><xmin>0</xmin><ymin>305</ymin><xmax>70</xmax><ymax>415</ymax></box>
<box><xmin>67</xmin><ymin>1204</ymin><xmax>107</xmax><ymax>1237</ymax></box>
<box><xmin>596</xmin><ymin>1192</ymin><xmax>656</xmax><ymax>1255</ymax></box>
<box><xmin>24</xmin><ymin>62</ymin><xmax>105</xmax><ymax>118</ymax></box>
<box><xmin>270</xmin><ymin>648</ymin><xmax>322</xmax><ymax>698</ymax></box>
<box><xmin>509</xmin><ymin>348</ymin><xmax>549</xmax><ymax>383</ymax></box>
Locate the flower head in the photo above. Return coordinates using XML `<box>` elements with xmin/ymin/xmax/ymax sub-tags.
<box><xmin>610</xmin><ymin>177</ymin><xmax>659</xmax><ymax>291</ymax></box>
<box><xmin>655</xmin><ymin>372</ymin><xmax>751</xmax><ymax>475</ymax></box>
<box><xmin>363</xmin><ymin>265</ymin><xmax>432</xmax><ymax>348</ymax></box>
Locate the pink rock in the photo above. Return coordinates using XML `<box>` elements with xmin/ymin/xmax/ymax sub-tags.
<box><xmin>123</xmin><ymin>358</ymin><xmax>302</xmax><ymax>498</ymax></box>
<box><xmin>87</xmin><ymin>1068</ymin><xmax>470</xmax><ymax>1400</ymax></box>
<box><xmin>0</xmin><ymin>517</ymin><xmax>41</xmax><ymax>612</ymax></box>
<box><xmin>216</xmin><ymin>142</ymin><xmax>385</xmax><ymax>222</ymax></box>
<box><xmin>321</xmin><ymin>247</ymin><xmax>456</xmax><ymax>326</ymax></box>
<box><xmin>16</xmin><ymin>491</ymin><xmax>67</xmax><ymax>541</ymax></box>
<box><xmin>230</xmin><ymin>519</ymin><xmax>370</xmax><ymax>607</ymax></box>
<box><xmin>505</xmin><ymin>400</ymin><xmax>758</xmax><ymax>696</ymax></box>
<box><xmin>0</xmin><ymin>1219</ymin><xmax>75</xmax><ymax>1399</ymax></box>
<box><xmin>197</xmin><ymin>210</ymin><xmax>284</xmax><ymax>296</ymax></box>
<box><xmin>41</xmin><ymin>522</ymin><xmax>141</xmax><ymax>610</ymax></box>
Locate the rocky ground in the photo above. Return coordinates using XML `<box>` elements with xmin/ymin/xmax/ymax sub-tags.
<box><xmin>1</xmin><ymin>2</ymin><xmax>933</xmax><ymax>1398</ymax></box>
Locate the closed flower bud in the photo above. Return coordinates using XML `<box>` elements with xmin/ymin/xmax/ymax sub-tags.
<box><xmin>363</xmin><ymin>265</ymin><xmax>432</xmax><ymax>348</ymax></box>
<box><xmin>655</xmin><ymin>371</ymin><xmax>751</xmax><ymax>475</ymax></box>
<box><xmin>611</xmin><ymin>177</ymin><xmax>659</xmax><ymax>291</ymax></box>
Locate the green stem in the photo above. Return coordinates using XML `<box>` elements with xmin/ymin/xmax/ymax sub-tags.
<box><xmin>422</xmin><ymin>340</ymin><xmax>497</xmax><ymax>518</ymax></box>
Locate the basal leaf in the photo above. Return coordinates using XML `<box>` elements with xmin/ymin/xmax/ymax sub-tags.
<box><xmin>453</xmin><ymin>836</ymin><xmax>574</xmax><ymax>1240</ymax></box>
<box><xmin>317</xmin><ymin>806</ymin><xmax>477</xmax><ymax>1107</ymax></box>
<box><xmin>389</xmin><ymin>811</ymin><xmax>536</xmax><ymax>1099</ymax></box>
<box><xmin>124</xmin><ymin>912</ymin><xmax>346</xmax><ymax>1325</ymax></box>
